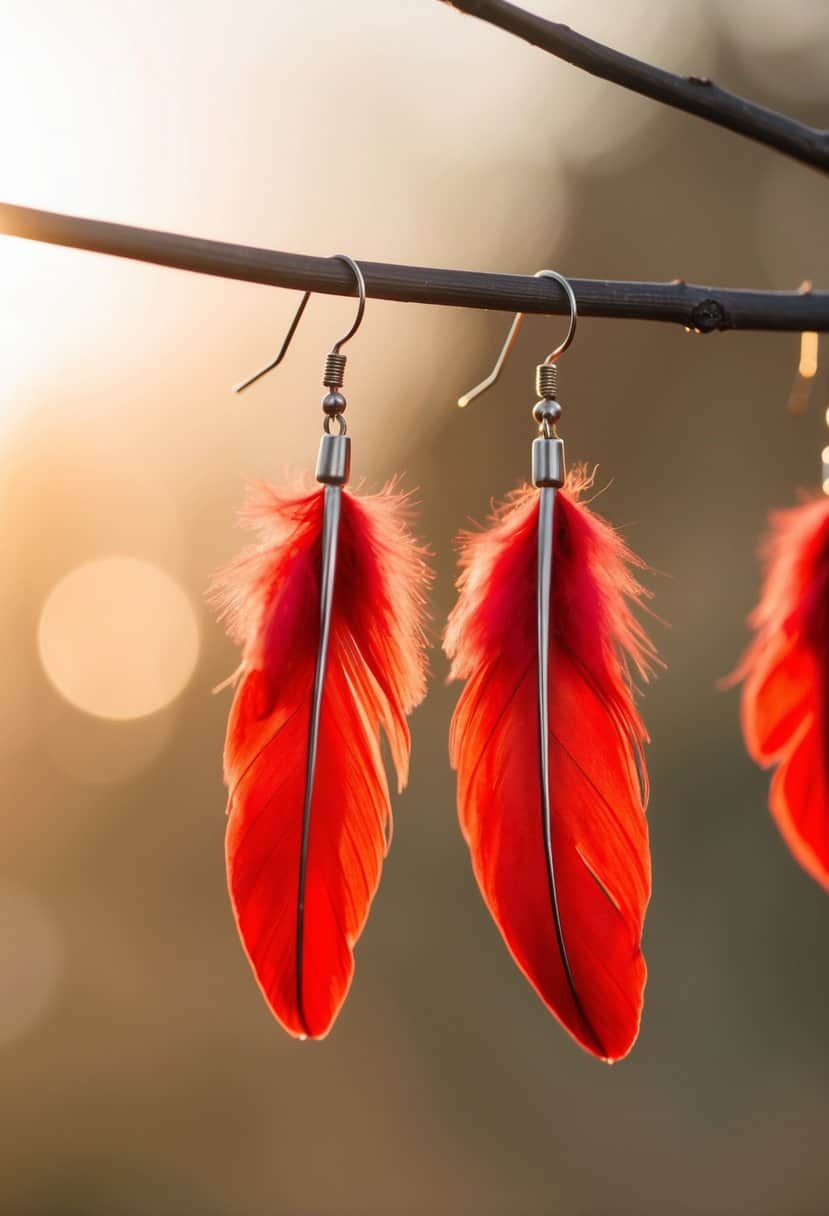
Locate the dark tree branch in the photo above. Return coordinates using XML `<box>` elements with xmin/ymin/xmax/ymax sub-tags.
<box><xmin>1</xmin><ymin>201</ymin><xmax>827</xmax><ymax>332</ymax></box>
<box><xmin>440</xmin><ymin>0</ymin><xmax>829</xmax><ymax>174</ymax></box>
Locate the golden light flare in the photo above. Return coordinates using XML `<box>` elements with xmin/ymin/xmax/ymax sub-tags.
<box><xmin>38</xmin><ymin>557</ymin><xmax>200</xmax><ymax>720</ymax></box>
<box><xmin>787</xmin><ymin>332</ymin><xmax>820</xmax><ymax>415</ymax></box>
<box><xmin>799</xmin><ymin>332</ymin><xmax>819</xmax><ymax>379</ymax></box>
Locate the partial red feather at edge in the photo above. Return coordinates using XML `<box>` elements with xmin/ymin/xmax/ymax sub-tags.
<box><xmin>736</xmin><ymin>496</ymin><xmax>829</xmax><ymax>890</ymax></box>
<box><xmin>444</xmin><ymin>469</ymin><xmax>656</xmax><ymax>1061</ymax></box>
<box><xmin>212</xmin><ymin>482</ymin><xmax>430</xmax><ymax>1038</ymax></box>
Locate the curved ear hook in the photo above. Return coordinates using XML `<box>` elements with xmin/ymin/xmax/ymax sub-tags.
<box><xmin>233</xmin><ymin>254</ymin><xmax>366</xmax><ymax>394</ymax></box>
<box><xmin>457</xmin><ymin>269</ymin><xmax>578</xmax><ymax>408</ymax></box>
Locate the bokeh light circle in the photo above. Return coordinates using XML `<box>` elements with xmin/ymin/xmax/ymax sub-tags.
<box><xmin>38</xmin><ymin>557</ymin><xmax>200</xmax><ymax>720</ymax></box>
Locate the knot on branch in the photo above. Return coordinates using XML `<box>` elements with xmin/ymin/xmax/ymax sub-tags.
<box><xmin>690</xmin><ymin>298</ymin><xmax>728</xmax><ymax>333</ymax></box>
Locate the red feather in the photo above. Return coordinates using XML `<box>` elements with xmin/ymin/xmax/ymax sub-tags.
<box><xmin>737</xmin><ymin>496</ymin><xmax>829</xmax><ymax>890</ymax></box>
<box><xmin>213</xmin><ymin>482</ymin><xmax>429</xmax><ymax>1038</ymax></box>
<box><xmin>444</xmin><ymin>469</ymin><xmax>655</xmax><ymax>1061</ymax></box>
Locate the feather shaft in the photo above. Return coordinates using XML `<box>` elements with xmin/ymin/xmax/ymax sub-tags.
<box><xmin>296</xmin><ymin>483</ymin><xmax>342</xmax><ymax>1035</ymax></box>
<box><xmin>536</xmin><ymin>485</ymin><xmax>595</xmax><ymax>1049</ymax></box>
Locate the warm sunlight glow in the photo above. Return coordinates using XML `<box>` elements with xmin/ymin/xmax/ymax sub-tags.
<box><xmin>44</xmin><ymin>710</ymin><xmax>178</xmax><ymax>787</ymax></box>
<box><xmin>0</xmin><ymin>242</ymin><xmax>52</xmax><ymax>420</ymax></box>
<box><xmin>0</xmin><ymin>880</ymin><xmax>63</xmax><ymax>1047</ymax></box>
<box><xmin>799</xmin><ymin>332</ymin><xmax>819</xmax><ymax>379</ymax></box>
<box><xmin>38</xmin><ymin>557</ymin><xmax>200</xmax><ymax>720</ymax></box>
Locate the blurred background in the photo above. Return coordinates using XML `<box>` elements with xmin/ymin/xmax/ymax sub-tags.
<box><xmin>1</xmin><ymin>2</ymin><xmax>829</xmax><ymax>1213</ymax></box>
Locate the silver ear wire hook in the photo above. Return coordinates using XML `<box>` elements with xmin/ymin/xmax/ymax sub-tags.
<box><xmin>457</xmin><ymin>269</ymin><xmax>578</xmax><ymax>408</ymax></box>
<box><xmin>233</xmin><ymin>254</ymin><xmax>366</xmax><ymax>394</ymax></box>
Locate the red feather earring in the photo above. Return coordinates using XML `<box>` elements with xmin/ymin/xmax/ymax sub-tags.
<box><xmin>444</xmin><ymin>272</ymin><xmax>657</xmax><ymax>1061</ymax></box>
<box><xmin>212</xmin><ymin>258</ymin><xmax>430</xmax><ymax>1038</ymax></box>
<box><xmin>736</xmin><ymin>483</ymin><xmax>829</xmax><ymax>891</ymax></box>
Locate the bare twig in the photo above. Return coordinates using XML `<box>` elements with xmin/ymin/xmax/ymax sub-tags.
<box><xmin>440</xmin><ymin>0</ymin><xmax>829</xmax><ymax>174</ymax></box>
<box><xmin>1</xmin><ymin>202</ymin><xmax>827</xmax><ymax>333</ymax></box>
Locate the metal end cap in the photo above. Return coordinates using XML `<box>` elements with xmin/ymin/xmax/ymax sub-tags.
<box><xmin>532</xmin><ymin>436</ymin><xmax>565</xmax><ymax>488</ymax></box>
<box><xmin>316</xmin><ymin>433</ymin><xmax>351</xmax><ymax>486</ymax></box>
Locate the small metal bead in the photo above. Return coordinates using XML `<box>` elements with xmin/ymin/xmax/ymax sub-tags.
<box><xmin>532</xmin><ymin>398</ymin><xmax>562</xmax><ymax>427</ymax></box>
<box><xmin>322</xmin><ymin>391</ymin><xmax>347</xmax><ymax>416</ymax></box>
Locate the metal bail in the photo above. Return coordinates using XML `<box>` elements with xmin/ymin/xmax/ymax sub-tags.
<box><xmin>316</xmin><ymin>433</ymin><xmax>351</xmax><ymax>486</ymax></box>
<box><xmin>532</xmin><ymin>436</ymin><xmax>565</xmax><ymax>488</ymax></box>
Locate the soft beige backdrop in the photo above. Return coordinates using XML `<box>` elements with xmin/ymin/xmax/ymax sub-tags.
<box><xmin>1</xmin><ymin>2</ymin><xmax>828</xmax><ymax>1213</ymax></box>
